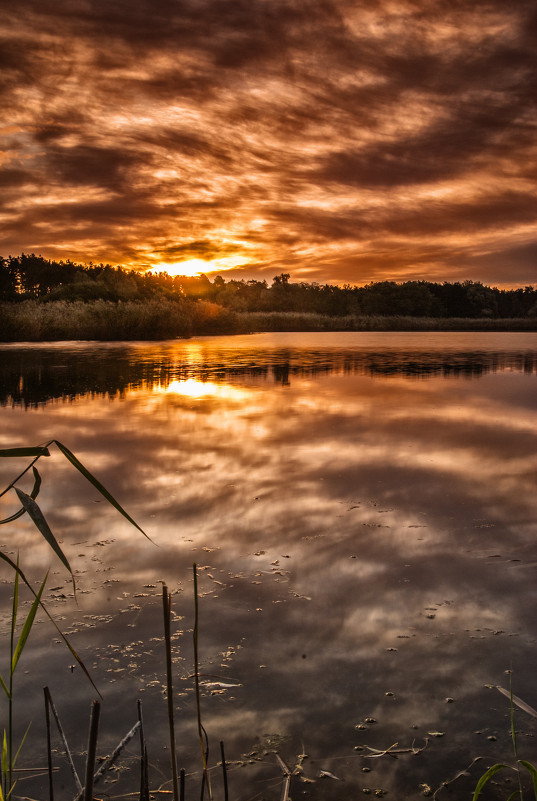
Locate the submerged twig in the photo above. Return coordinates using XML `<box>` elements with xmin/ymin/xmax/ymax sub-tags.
<box><xmin>275</xmin><ymin>754</ymin><xmax>292</xmax><ymax>801</ymax></box>
<box><xmin>432</xmin><ymin>756</ymin><xmax>483</xmax><ymax>799</ymax></box>
<box><xmin>361</xmin><ymin>739</ymin><xmax>430</xmax><ymax>758</ymax></box>
<box><xmin>93</xmin><ymin>721</ymin><xmax>140</xmax><ymax>785</ymax></box>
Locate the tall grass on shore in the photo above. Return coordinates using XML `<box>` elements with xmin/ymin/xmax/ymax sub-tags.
<box><xmin>239</xmin><ymin>311</ymin><xmax>537</xmax><ymax>333</ymax></box>
<box><xmin>1</xmin><ymin>301</ymin><xmax>536</xmax><ymax>342</ymax></box>
<box><xmin>0</xmin><ymin>299</ymin><xmax>240</xmax><ymax>341</ymax></box>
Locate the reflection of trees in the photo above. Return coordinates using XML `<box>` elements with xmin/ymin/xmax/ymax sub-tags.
<box><xmin>1</xmin><ymin>346</ymin><xmax>536</xmax><ymax>408</ymax></box>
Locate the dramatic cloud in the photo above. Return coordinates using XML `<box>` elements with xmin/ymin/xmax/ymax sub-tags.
<box><xmin>1</xmin><ymin>0</ymin><xmax>536</xmax><ymax>285</ymax></box>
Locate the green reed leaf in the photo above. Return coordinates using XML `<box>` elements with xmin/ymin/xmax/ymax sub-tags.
<box><xmin>14</xmin><ymin>489</ymin><xmax>73</xmax><ymax>578</ymax></box>
<box><xmin>1</xmin><ymin>731</ymin><xmax>6</xmax><ymax>778</ymax></box>
<box><xmin>0</xmin><ymin>447</ymin><xmax>50</xmax><ymax>458</ymax></box>
<box><xmin>12</xmin><ymin>724</ymin><xmax>31</xmax><ymax>769</ymax></box>
<box><xmin>0</xmin><ymin>552</ymin><xmax>101</xmax><ymax>698</ymax></box>
<box><xmin>472</xmin><ymin>764</ymin><xmax>510</xmax><ymax>801</ymax></box>
<box><xmin>52</xmin><ymin>440</ymin><xmax>151</xmax><ymax>540</ymax></box>
<box><xmin>519</xmin><ymin>760</ymin><xmax>537</xmax><ymax>800</ymax></box>
<box><xmin>0</xmin><ymin>675</ymin><xmax>9</xmax><ymax>701</ymax></box>
<box><xmin>12</xmin><ymin>574</ymin><xmax>47</xmax><ymax>673</ymax></box>
<box><xmin>11</xmin><ymin>566</ymin><xmax>19</xmax><ymax>640</ymax></box>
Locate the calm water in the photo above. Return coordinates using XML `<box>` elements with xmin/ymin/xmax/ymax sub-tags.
<box><xmin>1</xmin><ymin>332</ymin><xmax>537</xmax><ymax>800</ymax></box>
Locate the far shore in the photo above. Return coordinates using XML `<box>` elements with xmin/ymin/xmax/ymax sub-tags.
<box><xmin>238</xmin><ymin>311</ymin><xmax>537</xmax><ymax>333</ymax></box>
<box><xmin>0</xmin><ymin>300</ymin><xmax>536</xmax><ymax>342</ymax></box>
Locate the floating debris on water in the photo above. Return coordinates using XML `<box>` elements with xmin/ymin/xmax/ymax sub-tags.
<box><xmin>319</xmin><ymin>769</ymin><xmax>341</xmax><ymax>780</ymax></box>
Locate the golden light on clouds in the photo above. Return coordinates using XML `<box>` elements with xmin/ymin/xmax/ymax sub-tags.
<box><xmin>0</xmin><ymin>0</ymin><xmax>536</xmax><ymax>287</ymax></box>
<box><xmin>149</xmin><ymin>254</ymin><xmax>252</xmax><ymax>278</ymax></box>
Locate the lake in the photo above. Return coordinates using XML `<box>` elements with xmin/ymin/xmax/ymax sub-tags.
<box><xmin>1</xmin><ymin>332</ymin><xmax>537</xmax><ymax>800</ymax></box>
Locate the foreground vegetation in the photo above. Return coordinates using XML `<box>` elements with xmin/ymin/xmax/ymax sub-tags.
<box><xmin>0</xmin><ymin>254</ymin><xmax>536</xmax><ymax>340</ymax></box>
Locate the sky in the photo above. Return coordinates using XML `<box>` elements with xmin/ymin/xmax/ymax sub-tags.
<box><xmin>1</xmin><ymin>0</ymin><xmax>536</xmax><ymax>287</ymax></box>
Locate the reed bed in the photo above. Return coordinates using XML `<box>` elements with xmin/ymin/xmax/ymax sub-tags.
<box><xmin>239</xmin><ymin>311</ymin><xmax>537</xmax><ymax>332</ymax></box>
<box><xmin>0</xmin><ymin>300</ymin><xmax>240</xmax><ymax>341</ymax></box>
<box><xmin>1</xmin><ymin>301</ymin><xmax>536</xmax><ymax>341</ymax></box>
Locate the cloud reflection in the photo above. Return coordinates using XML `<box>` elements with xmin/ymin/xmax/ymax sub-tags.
<box><xmin>1</xmin><ymin>334</ymin><xmax>537</xmax><ymax>796</ymax></box>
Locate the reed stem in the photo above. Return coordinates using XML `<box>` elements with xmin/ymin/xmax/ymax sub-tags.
<box><xmin>83</xmin><ymin>700</ymin><xmax>100</xmax><ymax>801</ymax></box>
<box><xmin>163</xmin><ymin>584</ymin><xmax>179</xmax><ymax>801</ymax></box>
<box><xmin>192</xmin><ymin>563</ymin><xmax>211</xmax><ymax>799</ymax></box>
<box><xmin>220</xmin><ymin>741</ymin><xmax>229</xmax><ymax>801</ymax></box>
<box><xmin>44</xmin><ymin>688</ymin><xmax>54</xmax><ymax>801</ymax></box>
<box><xmin>137</xmin><ymin>699</ymin><xmax>149</xmax><ymax>801</ymax></box>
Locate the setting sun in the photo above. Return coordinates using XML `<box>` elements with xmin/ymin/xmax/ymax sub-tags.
<box><xmin>149</xmin><ymin>255</ymin><xmax>251</xmax><ymax>278</ymax></box>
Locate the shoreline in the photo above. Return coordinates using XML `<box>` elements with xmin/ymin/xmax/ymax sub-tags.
<box><xmin>0</xmin><ymin>300</ymin><xmax>536</xmax><ymax>341</ymax></box>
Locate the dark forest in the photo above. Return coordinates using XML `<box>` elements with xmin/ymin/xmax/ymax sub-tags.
<box><xmin>1</xmin><ymin>254</ymin><xmax>536</xmax><ymax>319</ymax></box>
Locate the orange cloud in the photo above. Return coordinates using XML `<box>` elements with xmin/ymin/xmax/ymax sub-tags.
<box><xmin>0</xmin><ymin>0</ymin><xmax>536</xmax><ymax>287</ymax></box>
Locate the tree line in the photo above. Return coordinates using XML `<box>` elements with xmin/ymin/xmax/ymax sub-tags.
<box><xmin>1</xmin><ymin>254</ymin><xmax>536</xmax><ymax>318</ymax></box>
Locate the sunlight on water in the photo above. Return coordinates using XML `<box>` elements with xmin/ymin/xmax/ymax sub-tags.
<box><xmin>154</xmin><ymin>377</ymin><xmax>249</xmax><ymax>401</ymax></box>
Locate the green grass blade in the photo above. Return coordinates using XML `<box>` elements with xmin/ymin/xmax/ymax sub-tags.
<box><xmin>11</xmin><ymin>565</ymin><xmax>19</xmax><ymax>639</ymax></box>
<box><xmin>506</xmin><ymin>792</ymin><xmax>522</xmax><ymax>801</ymax></box>
<box><xmin>0</xmin><ymin>674</ymin><xmax>9</xmax><ymax>700</ymax></box>
<box><xmin>0</xmin><ymin>553</ymin><xmax>101</xmax><ymax>698</ymax></box>
<box><xmin>12</xmin><ymin>574</ymin><xmax>47</xmax><ymax>672</ymax></box>
<box><xmin>52</xmin><ymin>440</ymin><xmax>151</xmax><ymax>540</ymax></box>
<box><xmin>0</xmin><ymin>447</ymin><xmax>50</xmax><ymax>458</ymax></box>
<box><xmin>14</xmin><ymin>489</ymin><xmax>73</xmax><ymax>578</ymax></box>
<box><xmin>2</xmin><ymin>731</ymin><xmax>7</xmax><ymax>777</ymax></box>
<box><xmin>519</xmin><ymin>761</ymin><xmax>537</xmax><ymax>800</ymax></box>
<box><xmin>12</xmin><ymin>724</ymin><xmax>31</xmax><ymax>768</ymax></box>
<box><xmin>472</xmin><ymin>764</ymin><xmax>510</xmax><ymax>801</ymax></box>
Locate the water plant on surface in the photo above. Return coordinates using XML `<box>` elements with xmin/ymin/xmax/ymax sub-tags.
<box><xmin>472</xmin><ymin>679</ymin><xmax>537</xmax><ymax>801</ymax></box>
<box><xmin>0</xmin><ymin>441</ymin><xmax>150</xmax><ymax>798</ymax></box>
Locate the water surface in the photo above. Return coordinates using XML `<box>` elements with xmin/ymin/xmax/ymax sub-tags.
<box><xmin>1</xmin><ymin>333</ymin><xmax>536</xmax><ymax>799</ymax></box>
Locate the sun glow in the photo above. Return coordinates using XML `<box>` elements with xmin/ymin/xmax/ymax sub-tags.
<box><xmin>149</xmin><ymin>254</ymin><xmax>250</xmax><ymax>277</ymax></box>
<box><xmin>154</xmin><ymin>378</ymin><xmax>248</xmax><ymax>401</ymax></box>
